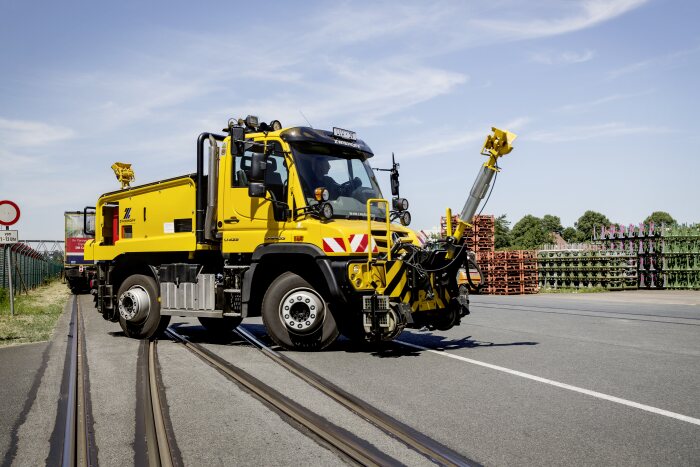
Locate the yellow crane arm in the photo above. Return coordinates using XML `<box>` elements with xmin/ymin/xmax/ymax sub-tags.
<box><xmin>448</xmin><ymin>127</ymin><xmax>517</xmax><ymax>254</ymax></box>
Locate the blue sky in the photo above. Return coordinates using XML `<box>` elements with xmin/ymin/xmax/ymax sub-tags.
<box><xmin>1</xmin><ymin>0</ymin><xmax>699</xmax><ymax>239</ymax></box>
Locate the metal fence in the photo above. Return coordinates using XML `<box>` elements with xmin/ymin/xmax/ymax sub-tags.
<box><xmin>1</xmin><ymin>243</ymin><xmax>64</xmax><ymax>294</ymax></box>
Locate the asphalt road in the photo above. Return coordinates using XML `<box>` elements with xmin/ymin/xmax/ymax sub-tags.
<box><xmin>1</xmin><ymin>290</ymin><xmax>698</xmax><ymax>466</ymax></box>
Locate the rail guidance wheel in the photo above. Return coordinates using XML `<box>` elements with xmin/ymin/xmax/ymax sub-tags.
<box><xmin>261</xmin><ymin>272</ymin><xmax>339</xmax><ymax>351</ymax></box>
<box><xmin>117</xmin><ymin>274</ymin><xmax>170</xmax><ymax>339</ymax></box>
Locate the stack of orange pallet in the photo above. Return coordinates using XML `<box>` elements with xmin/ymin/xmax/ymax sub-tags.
<box><xmin>479</xmin><ymin>251</ymin><xmax>538</xmax><ymax>295</ymax></box>
<box><xmin>439</xmin><ymin>214</ymin><xmax>538</xmax><ymax>294</ymax></box>
<box><xmin>440</xmin><ymin>214</ymin><xmax>495</xmax><ymax>256</ymax></box>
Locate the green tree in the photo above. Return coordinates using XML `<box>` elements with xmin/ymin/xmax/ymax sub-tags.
<box><xmin>542</xmin><ymin>214</ymin><xmax>563</xmax><ymax>234</ymax></box>
<box><xmin>644</xmin><ymin>211</ymin><xmax>676</xmax><ymax>226</ymax></box>
<box><xmin>561</xmin><ymin>227</ymin><xmax>578</xmax><ymax>243</ymax></box>
<box><xmin>574</xmin><ymin>210</ymin><xmax>610</xmax><ymax>242</ymax></box>
<box><xmin>494</xmin><ymin>214</ymin><xmax>512</xmax><ymax>249</ymax></box>
<box><xmin>511</xmin><ymin>215</ymin><xmax>552</xmax><ymax>249</ymax></box>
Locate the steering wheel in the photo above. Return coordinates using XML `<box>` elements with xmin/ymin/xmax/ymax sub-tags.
<box><xmin>339</xmin><ymin>177</ymin><xmax>362</xmax><ymax>196</ymax></box>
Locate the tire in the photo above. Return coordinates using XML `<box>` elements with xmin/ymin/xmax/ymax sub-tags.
<box><xmin>261</xmin><ymin>272</ymin><xmax>339</xmax><ymax>351</ymax></box>
<box><xmin>198</xmin><ymin>316</ymin><xmax>243</xmax><ymax>334</ymax></box>
<box><xmin>117</xmin><ymin>274</ymin><xmax>170</xmax><ymax>339</ymax></box>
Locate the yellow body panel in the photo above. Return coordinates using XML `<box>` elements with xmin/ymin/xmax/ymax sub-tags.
<box><xmin>85</xmin><ymin>176</ymin><xmax>199</xmax><ymax>261</ymax></box>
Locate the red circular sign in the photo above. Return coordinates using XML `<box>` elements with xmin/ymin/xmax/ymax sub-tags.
<box><xmin>0</xmin><ymin>200</ymin><xmax>21</xmax><ymax>226</ymax></box>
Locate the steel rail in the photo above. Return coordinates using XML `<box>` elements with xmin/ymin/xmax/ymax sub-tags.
<box><xmin>235</xmin><ymin>326</ymin><xmax>479</xmax><ymax>467</ymax></box>
<box><xmin>62</xmin><ymin>296</ymin><xmax>94</xmax><ymax>467</ymax></box>
<box><xmin>139</xmin><ymin>339</ymin><xmax>175</xmax><ymax>467</ymax></box>
<box><xmin>165</xmin><ymin>327</ymin><xmax>396</xmax><ymax>467</ymax></box>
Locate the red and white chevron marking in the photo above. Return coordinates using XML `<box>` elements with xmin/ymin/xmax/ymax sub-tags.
<box><xmin>348</xmin><ymin>234</ymin><xmax>378</xmax><ymax>253</ymax></box>
<box><xmin>322</xmin><ymin>237</ymin><xmax>346</xmax><ymax>253</ymax></box>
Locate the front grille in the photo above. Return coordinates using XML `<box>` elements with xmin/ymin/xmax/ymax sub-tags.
<box><xmin>363</xmin><ymin>295</ymin><xmax>390</xmax><ymax>311</ymax></box>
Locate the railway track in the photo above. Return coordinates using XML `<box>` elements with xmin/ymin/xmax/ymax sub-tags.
<box><xmin>166</xmin><ymin>322</ymin><xmax>479</xmax><ymax>465</ymax></box>
<box><xmin>233</xmin><ymin>326</ymin><xmax>477</xmax><ymax>467</ymax></box>
<box><xmin>60</xmin><ymin>295</ymin><xmax>475</xmax><ymax>465</ymax></box>
<box><xmin>165</xmin><ymin>326</ymin><xmax>401</xmax><ymax>466</ymax></box>
<box><xmin>60</xmin><ymin>295</ymin><xmax>96</xmax><ymax>466</ymax></box>
<box><xmin>60</xmin><ymin>296</ymin><xmax>180</xmax><ymax>466</ymax></box>
<box><xmin>136</xmin><ymin>339</ymin><xmax>180</xmax><ymax>467</ymax></box>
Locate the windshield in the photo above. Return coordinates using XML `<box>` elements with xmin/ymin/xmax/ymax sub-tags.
<box><xmin>292</xmin><ymin>143</ymin><xmax>386</xmax><ymax>220</ymax></box>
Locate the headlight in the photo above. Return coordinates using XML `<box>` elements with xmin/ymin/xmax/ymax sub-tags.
<box><xmin>321</xmin><ymin>202</ymin><xmax>334</xmax><ymax>220</ymax></box>
<box><xmin>392</xmin><ymin>197</ymin><xmax>409</xmax><ymax>211</ymax></box>
<box><xmin>314</xmin><ymin>187</ymin><xmax>330</xmax><ymax>202</ymax></box>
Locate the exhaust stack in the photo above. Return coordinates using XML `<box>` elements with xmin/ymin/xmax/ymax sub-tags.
<box><xmin>204</xmin><ymin>136</ymin><xmax>219</xmax><ymax>242</ymax></box>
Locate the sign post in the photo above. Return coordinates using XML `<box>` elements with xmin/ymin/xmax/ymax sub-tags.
<box><xmin>0</xmin><ymin>200</ymin><xmax>21</xmax><ymax>317</ymax></box>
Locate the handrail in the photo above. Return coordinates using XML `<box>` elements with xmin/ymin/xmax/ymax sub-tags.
<box><xmin>365</xmin><ymin>199</ymin><xmax>391</xmax><ymax>262</ymax></box>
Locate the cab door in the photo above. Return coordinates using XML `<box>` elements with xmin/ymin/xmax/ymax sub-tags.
<box><xmin>219</xmin><ymin>139</ymin><xmax>290</xmax><ymax>252</ymax></box>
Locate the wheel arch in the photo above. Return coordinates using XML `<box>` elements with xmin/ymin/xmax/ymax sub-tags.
<box><xmin>243</xmin><ymin>243</ymin><xmax>347</xmax><ymax>317</ymax></box>
<box><xmin>110</xmin><ymin>254</ymin><xmax>159</xmax><ymax>297</ymax></box>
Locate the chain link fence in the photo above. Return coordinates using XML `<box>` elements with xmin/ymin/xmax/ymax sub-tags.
<box><xmin>1</xmin><ymin>243</ymin><xmax>64</xmax><ymax>295</ymax></box>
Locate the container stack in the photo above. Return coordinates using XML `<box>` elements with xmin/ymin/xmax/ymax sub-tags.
<box><xmin>661</xmin><ymin>224</ymin><xmax>700</xmax><ymax>290</ymax></box>
<box><xmin>480</xmin><ymin>250</ymin><xmax>538</xmax><ymax>295</ymax></box>
<box><xmin>537</xmin><ymin>245</ymin><xmax>636</xmax><ymax>291</ymax></box>
<box><xmin>592</xmin><ymin>222</ymin><xmax>700</xmax><ymax>290</ymax></box>
<box><xmin>593</xmin><ymin>223</ymin><xmax>661</xmax><ymax>289</ymax></box>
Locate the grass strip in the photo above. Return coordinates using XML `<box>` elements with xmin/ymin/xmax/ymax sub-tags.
<box><xmin>0</xmin><ymin>280</ymin><xmax>72</xmax><ymax>347</ymax></box>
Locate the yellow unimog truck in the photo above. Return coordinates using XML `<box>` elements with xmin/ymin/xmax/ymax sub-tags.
<box><xmin>84</xmin><ymin>117</ymin><xmax>515</xmax><ymax>350</ymax></box>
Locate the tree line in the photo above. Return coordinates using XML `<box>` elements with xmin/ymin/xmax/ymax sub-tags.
<box><xmin>494</xmin><ymin>211</ymin><xmax>677</xmax><ymax>250</ymax></box>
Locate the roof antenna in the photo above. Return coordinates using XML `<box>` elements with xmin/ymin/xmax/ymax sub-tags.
<box><xmin>299</xmin><ymin>110</ymin><xmax>313</xmax><ymax>128</ymax></box>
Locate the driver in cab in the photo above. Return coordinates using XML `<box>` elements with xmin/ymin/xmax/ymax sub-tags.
<box><xmin>306</xmin><ymin>158</ymin><xmax>361</xmax><ymax>200</ymax></box>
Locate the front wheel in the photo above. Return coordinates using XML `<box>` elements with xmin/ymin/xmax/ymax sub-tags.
<box><xmin>261</xmin><ymin>272</ymin><xmax>339</xmax><ymax>351</ymax></box>
<box><xmin>117</xmin><ymin>274</ymin><xmax>170</xmax><ymax>339</ymax></box>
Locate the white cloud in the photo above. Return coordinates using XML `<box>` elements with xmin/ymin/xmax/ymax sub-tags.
<box><xmin>606</xmin><ymin>44</ymin><xmax>700</xmax><ymax>80</ymax></box>
<box><xmin>606</xmin><ymin>59</ymin><xmax>653</xmax><ymax>80</ymax></box>
<box><xmin>395</xmin><ymin>117</ymin><xmax>530</xmax><ymax>159</ymax></box>
<box><xmin>228</xmin><ymin>61</ymin><xmax>468</xmax><ymax>130</ymax></box>
<box><xmin>473</xmin><ymin>0</ymin><xmax>648</xmax><ymax>41</ymax></box>
<box><xmin>0</xmin><ymin>117</ymin><xmax>75</xmax><ymax>146</ymax></box>
<box><xmin>531</xmin><ymin>49</ymin><xmax>595</xmax><ymax>65</ymax></box>
<box><xmin>528</xmin><ymin>122</ymin><xmax>673</xmax><ymax>143</ymax></box>
<box><xmin>557</xmin><ymin>89</ymin><xmax>654</xmax><ymax>112</ymax></box>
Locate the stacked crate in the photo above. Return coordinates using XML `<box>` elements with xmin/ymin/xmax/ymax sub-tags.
<box><xmin>439</xmin><ymin>214</ymin><xmax>537</xmax><ymax>294</ymax></box>
<box><xmin>593</xmin><ymin>223</ymin><xmax>700</xmax><ymax>290</ymax></box>
<box><xmin>440</xmin><ymin>214</ymin><xmax>495</xmax><ymax>257</ymax></box>
<box><xmin>661</xmin><ymin>224</ymin><xmax>700</xmax><ymax>290</ymax></box>
<box><xmin>537</xmin><ymin>245</ymin><xmax>637</xmax><ymax>291</ymax></box>
<box><xmin>479</xmin><ymin>250</ymin><xmax>538</xmax><ymax>295</ymax></box>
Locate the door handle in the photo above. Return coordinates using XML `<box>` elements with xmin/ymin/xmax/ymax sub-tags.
<box><xmin>223</xmin><ymin>217</ymin><xmax>239</xmax><ymax>224</ymax></box>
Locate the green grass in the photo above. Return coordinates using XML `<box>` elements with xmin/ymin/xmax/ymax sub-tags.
<box><xmin>0</xmin><ymin>280</ymin><xmax>71</xmax><ymax>347</ymax></box>
<box><xmin>539</xmin><ymin>286</ymin><xmax>609</xmax><ymax>294</ymax></box>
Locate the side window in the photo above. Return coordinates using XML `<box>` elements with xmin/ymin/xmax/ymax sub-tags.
<box><xmin>233</xmin><ymin>146</ymin><xmax>254</xmax><ymax>187</ymax></box>
<box><xmin>232</xmin><ymin>141</ymin><xmax>288</xmax><ymax>196</ymax></box>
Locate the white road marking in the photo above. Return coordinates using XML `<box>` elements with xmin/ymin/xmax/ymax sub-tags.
<box><xmin>396</xmin><ymin>340</ymin><xmax>700</xmax><ymax>426</ymax></box>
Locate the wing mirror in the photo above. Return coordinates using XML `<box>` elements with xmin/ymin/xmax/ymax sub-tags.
<box><xmin>248</xmin><ymin>143</ymin><xmax>268</xmax><ymax>198</ymax></box>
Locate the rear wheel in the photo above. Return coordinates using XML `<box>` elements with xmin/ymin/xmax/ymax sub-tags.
<box><xmin>261</xmin><ymin>272</ymin><xmax>339</xmax><ymax>351</ymax></box>
<box><xmin>198</xmin><ymin>316</ymin><xmax>243</xmax><ymax>334</ymax></box>
<box><xmin>117</xmin><ymin>274</ymin><xmax>170</xmax><ymax>339</ymax></box>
